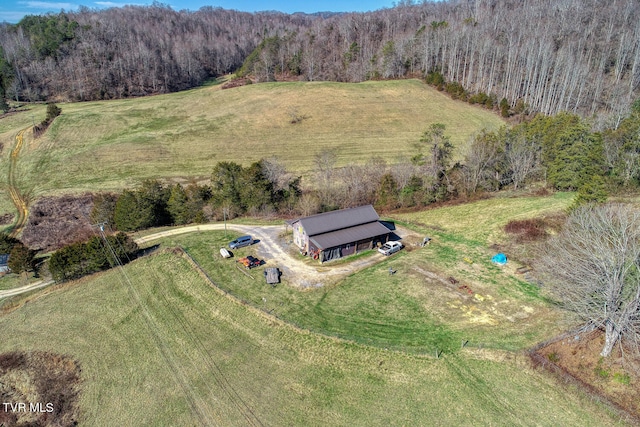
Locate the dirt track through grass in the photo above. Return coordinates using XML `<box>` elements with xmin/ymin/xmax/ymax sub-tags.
<box><xmin>7</xmin><ymin>128</ymin><xmax>29</xmax><ymax>238</ymax></box>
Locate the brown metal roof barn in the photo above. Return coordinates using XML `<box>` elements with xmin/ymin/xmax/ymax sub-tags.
<box><xmin>289</xmin><ymin>205</ymin><xmax>391</xmax><ymax>262</ymax></box>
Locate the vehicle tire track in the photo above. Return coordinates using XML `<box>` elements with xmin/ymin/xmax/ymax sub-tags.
<box><xmin>8</xmin><ymin>128</ymin><xmax>29</xmax><ymax>238</ymax></box>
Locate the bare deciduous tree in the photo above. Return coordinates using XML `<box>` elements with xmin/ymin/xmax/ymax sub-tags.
<box><xmin>295</xmin><ymin>192</ymin><xmax>320</xmax><ymax>217</ymax></box>
<box><xmin>505</xmin><ymin>131</ymin><xmax>540</xmax><ymax>190</ymax></box>
<box><xmin>260</xmin><ymin>156</ymin><xmax>289</xmax><ymax>191</ymax></box>
<box><xmin>460</xmin><ymin>130</ymin><xmax>503</xmax><ymax>195</ymax></box>
<box><xmin>538</xmin><ymin>203</ymin><xmax>640</xmax><ymax>357</ymax></box>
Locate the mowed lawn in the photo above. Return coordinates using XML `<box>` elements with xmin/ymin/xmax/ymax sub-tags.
<box><xmin>0</xmin><ymin>252</ymin><xmax>623</xmax><ymax>426</ymax></box>
<box><xmin>2</xmin><ymin>79</ymin><xmax>504</xmax><ymax>199</ymax></box>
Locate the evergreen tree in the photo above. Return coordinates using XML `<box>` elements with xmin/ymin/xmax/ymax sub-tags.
<box><xmin>375</xmin><ymin>173</ymin><xmax>399</xmax><ymax>209</ymax></box>
<box><xmin>48</xmin><ymin>233</ymin><xmax>138</xmax><ymax>281</ymax></box>
<box><xmin>168</xmin><ymin>184</ymin><xmax>190</xmax><ymax>225</ymax></box>
<box><xmin>211</xmin><ymin>161</ymin><xmax>244</xmax><ymax>209</ymax></box>
<box><xmin>7</xmin><ymin>244</ymin><xmax>35</xmax><ymax>274</ymax></box>
<box><xmin>45</xmin><ymin>103</ymin><xmax>61</xmax><ymax>122</ymax></box>
<box><xmin>0</xmin><ymin>47</ymin><xmax>13</xmax><ymax>113</ymax></box>
<box><xmin>0</xmin><ymin>232</ymin><xmax>19</xmax><ymax>254</ymax></box>
<box><xmin>529</xmin><ymin>113</ymin><xmax>604</xmax><ymax>190</ymax></box>
<box><xmin>113</xmin><ymin>190</ymin><xmax>141</xmax><ymax>231</ymax></box>
<box><xmin>569</xmin><ymin>175</ymin><xmax>608</xmax><ymax>212</ymax></box>
<box><xmin>138</xmin><ymin>179</ymin><xmax>171</xmax><ymax>227</ymax></box>
<box><xmin>240</xmin><ymin>162</ymin><xmax>273</xmax><ymax>213</ymax></box>
<box><xmin>500</xmin><ymin>98</ymin><xmax>510</xmax><ymax>117</ymax></box>
<box><xmin>602</xmin><ymin>110</ymin><xmax>640</xmax><ymax>187</ymax></box>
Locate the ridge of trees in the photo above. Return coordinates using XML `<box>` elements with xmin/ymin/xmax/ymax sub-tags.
<box><xmin>0</xmin><ymin>0</ymin><xmax>639</xmax><ymax>119</ymax></box>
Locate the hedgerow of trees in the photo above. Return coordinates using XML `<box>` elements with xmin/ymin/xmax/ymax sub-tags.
<box><xmin>1</xmin><ymin>0</ymin><xmax>639</xmax><ymax>119</ymax></box>
<box><xmin>89</xmin><ymin>158</ymin><xmax>301</xmax><ymax>232</ymax></box>
<box><xmin>104</xmin><ymin>180</ymin><xmax>211</xmax><ymax>232</ymax></box>
<box><xmin>48</xmin><ymin>232</ymin><xmax>138</xmax><ymax>281</ymax></box>
<box><xmin>33</xmin><ymin>102</ymin><xmax>61</xmax><ymax>137</ymax></box>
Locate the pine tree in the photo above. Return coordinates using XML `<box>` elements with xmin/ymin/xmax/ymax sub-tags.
<box><xmin>113</xmin><ymin>190</ymin><xmax>141</xmax><ymax>231</ymax></box>
<box><xmin>45</xmin><ymin>103</ymin><xmax>61</xmax><ymax>122</ymax></box>
<box><xmin>375</xmin><ymin>173</ymin><xmax>399</xmax><ymax>209</ymax></box>
<box><xmin>569</xmin><ymin>175</ymin><xmax>608</xmax><ymax>212</ymax></box>
<box><xmin>168</xmin><ymin>184</ymin><xmax>190</xmax><ymax>225</ymax></box>
<box><xmin>500</xmin><ymin>98</ymin><xmax>510</xmax><ymax>117</ymax></box>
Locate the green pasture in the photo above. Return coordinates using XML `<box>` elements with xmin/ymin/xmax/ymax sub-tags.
<box><xmin>0</xmin><ymin>252</ymin><xmax>623</xmax><ymax>426</ymax></box>
<box><xmin>0</xmin><ymin>80</ymin><xmax>504</xmax><ymax>200</ymax></box>
<box><xmin>395</xmin><ymin>192</ymin><xmax>574</xmax><ymax>247</ymax></box>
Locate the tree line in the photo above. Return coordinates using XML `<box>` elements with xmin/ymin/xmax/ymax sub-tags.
<box><xmin>1</xmin><ymin>0</ymin><xmax>639</xmax><ymax>119</ymax></box>
<box><xmin>310</xmin><ymin>108</ymin><xmax>636</xmax><ymax>213</ymax></box>
<box><xmin>90</xmin><ymin>158</ymin><xmax>301</xmax><ymax>232</ymax></box>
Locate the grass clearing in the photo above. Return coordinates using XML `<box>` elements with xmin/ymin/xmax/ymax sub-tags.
<box><xmin>1</xmin><ymin>80</ymin><xmax>504</xmax><ymax>202</ymax></box>
<box><xmin>0</xmin><ymin>251</ymin><xmax>624</xmax><ymax>425</ymax></box>
<box><xmin>394</xmin><ymin>192</ymin><xmax>574</xmax><ymax>246</ymax></box>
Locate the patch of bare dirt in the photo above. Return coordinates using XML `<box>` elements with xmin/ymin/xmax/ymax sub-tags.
<box><xmin>0</xmin><ymin>213</ymin><xmax>14</xmax><ymax>225</ymax></box>
<box><xmin>0</xmin><ymin>351</ymin><xmax>81</xmax><ymax>427</ymax></box>
<box><xmin>532</xmin><ymin>330</ymin><xmax>640</xmax><ymax>423</ymax></box>
<box><xmin>220</xmin><ymin>78</ymin><xmax>252</xmax><ymax>89</ymax></box>
<box><xmin>21</xmin><ymin>194</ymin><xmax>95</xmax><ymax>252</ymax></box>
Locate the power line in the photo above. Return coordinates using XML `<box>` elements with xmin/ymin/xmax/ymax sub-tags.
<box><xmin>93</xmin><ymin>224</ymin><xmax>216</xmax><ymax>426</ymax></box>
<box><xmin>106</xmin><ymin>225</ymin><xmax>265</xmax><ymax>426</ymax></box>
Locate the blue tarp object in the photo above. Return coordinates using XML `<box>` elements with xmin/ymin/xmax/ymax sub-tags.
<box><xmin>491</xmin><ymin>253</ymin><xmax>507</xmax><ymax>265</ymax></box>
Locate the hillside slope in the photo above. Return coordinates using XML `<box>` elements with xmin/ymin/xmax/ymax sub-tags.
<box><xmin>2</xmin><ymin>79</ymin><xmax>504</xmax><ymax>201</ymax></box>
<box><xmin>0</xmin><ymin>250</ymin><xmax>624</xmax><ymax>426</ymax></box>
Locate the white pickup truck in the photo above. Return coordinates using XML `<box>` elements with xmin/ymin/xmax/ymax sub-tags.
<box><xmin>378</xmin><ymin>241</ymin><xmax>403</xmax><ymax>256</ymax></box>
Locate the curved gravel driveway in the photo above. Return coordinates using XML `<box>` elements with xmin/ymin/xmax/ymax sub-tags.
<box><xmin>138</xmin><ymin>223</ymin><xmax>388</xmax><ymax>288</ymax></box>
<box><xmin>2</xmin><ymin>221</ymin><xmax>409</xmax><ymax>299</ymax></box>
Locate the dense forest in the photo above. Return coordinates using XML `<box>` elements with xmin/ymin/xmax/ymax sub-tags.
<box><xmin>0</xmin><ymin>0</ymin><xmax>639</xmax><ymax>121</ymax></box>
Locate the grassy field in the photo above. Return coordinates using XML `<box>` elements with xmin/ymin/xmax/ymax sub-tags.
<box><xmin>153</xmin><ymin>194</ymin><xmax>574</xmax><ymax>356</ymax></box>
<box><xmin>394</xmin><ymin>192</ymin><xmax>573</xmax><ymax>245</ymax></box>
<box><xmin>0</xmin><ymin>252</ymin><xmax>624</xmax><ymax>426</ymax></box>
<box><xmin>0</xmin><ymin>80</ymin><xmax>504</xmax><ymax>200</ymax></box>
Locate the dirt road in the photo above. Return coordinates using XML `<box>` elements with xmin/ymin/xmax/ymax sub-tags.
<box><xmin>0</xmin><ymin>279</ymin><xmax>54</xmax><ymax>299</ymax></box>
<box><xmin>1</xmin><ymin>222</ymin><xmax>411</xmax><ymax>299</ymax></box>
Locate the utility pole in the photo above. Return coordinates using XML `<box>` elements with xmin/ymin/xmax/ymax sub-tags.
<box><xmin>223</xmin><ymin>206</ymin><xmax>228</xmax><ymax>239</ymax></box>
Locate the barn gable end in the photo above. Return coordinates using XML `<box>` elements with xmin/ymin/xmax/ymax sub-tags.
<box><xmin>289</xmin><ymin>205</ymin><xmax>391</xmax><ymax>262</ymax></box>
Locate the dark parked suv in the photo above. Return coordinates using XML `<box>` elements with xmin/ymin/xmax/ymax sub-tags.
<box><xmin>228</xmin><ymin>235</ymin><xmax>253</xmax><ymax>249</ymax></box>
